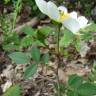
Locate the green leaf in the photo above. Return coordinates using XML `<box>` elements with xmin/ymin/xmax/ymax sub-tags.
<box><xmin>88</xmin><ymin>73</ymin><xmax>95</xmax><ymax>81</ymax></box>
<box><xmin>33</xmin><ymin>40</ymin><xmax>45</xmax><ymax>46</ymax></box>
<box><xmin>78</xmin><ymin>83</ymin><xmax>96</xmax><ymax>96</ymax></box>
<box><xmin>3</xmin><ymin>44</ymin><xmax>19</xmax><ymax>51</ymax></box>
<box><xmin>93</xmin><ymin>61</ymin><xmax>96</xmax><ymax>70</ymax></box>
<box><xmin>21</xmin><ymin>36</ymin><xmax>33</xmax><ymax>47</ymax></box>
<box><xmin>6</xmin><ymin>32</ymin><xmax>20</xmax><ymax>44</ymax></box>
<box><xmin>42</xmin><ymin>53</ymin><xmax>49</xmax><ymax>64</ymax></box>
<box><xmin>81</xmin><ymin>23</ymin><xmax>96</xmax><ymax>32</ymax></box>
<box><xmin>21</xmin><ymin>26</ymin><xmax>36</xmax><ymax>36</ymax></box>
<box><xmin>74</xmin><ymin>38</ymin><xmax>81</xmax><ymax>52</ymax></box>
<box><xmin>9</xmin><ymin>52</ymin><xmax>30</xmax><ymax>64</ymax></box>
<box><xmin>4</xmin><ymin>0</ymin><xmax>10</xmax><ymax>4</ymax></box>
<box><xmin>67</xmin><ymin>91</ymin><xmax>78</xmax><ymax>96</ymax></box>
<box><xmin>37</xmin><ymin>30</ymin><xmax>46</xmax><ymax>44</ymax></box>
<box><xmin>31</xmin><ymin>46</ymin><xmax>40</xmax><ymax>62</ymax></box>
<box><xmin>24</xmin><ymin>64</ymin><xmax>37</xmax><ymax>79</ymax></box>
<box><xmin>39</xmin><ymin>26</ymin><xmax>52</xmax><ymax>37</ymax></box>
<box><xmin>54</xmin><ymin>82</ymin><xmax>66</xmax><ymax>93</ymax></box>
<box><xmin>3</xmin><ymin>84</ymin><xmax>21</xmax><ymax>96</ymax></box>
<box><xmin>81</xmin><ymin>32</ymin><xmax>93</xmax><ymax>41</ymax></box>
<box><xmin>60</xmin><ymin>29</ymin><xmax>74</xmax><ymax>47</ymax></box>
<box><xmin>37</xmin><ymin>26</ymin><xmax>52</xmax><ymax>44</ymax></box>
<box><xmin>68</xmin><ymin>74</ymin><xmax>83</xmax><ymax>89</ymax></box>
<box><xmin>88</xmin><ymin>61</ymin><xmax>96</xmax><ymax>81</ymax></box>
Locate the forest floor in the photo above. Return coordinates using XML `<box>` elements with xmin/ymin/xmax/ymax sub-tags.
<box><xmin>0</xmin><ymin>2</ymin><xmax>96</xmax><ymax>96</ymax></box>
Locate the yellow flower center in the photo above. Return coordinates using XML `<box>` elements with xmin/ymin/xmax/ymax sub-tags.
<box><xmin>59</xmin><ymin>11</ymin><xmax>70</xmax><ymax>21</ymax></box>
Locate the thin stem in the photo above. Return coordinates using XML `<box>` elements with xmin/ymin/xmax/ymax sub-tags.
<box><xmin>12</xmin><ymin>0</ymin><xmax>22</xmax><ymax>32</ymax></box>
<box><xmin>56</xmin><ymin>25</ymin><xmax>61</xmax><ymax>96</ymax></box>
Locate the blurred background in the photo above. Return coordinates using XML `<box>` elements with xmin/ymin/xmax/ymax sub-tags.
<box><xmin>0</xmin><ymin>0</ymin><xmax>96</xmax><ymax>22</ymax></box>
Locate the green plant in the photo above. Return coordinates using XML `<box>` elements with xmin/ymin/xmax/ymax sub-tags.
<box><xmin>54</xmin><ymin>74</ymin><xmax>96</xmax><ymax>96</ymax></box>
<box><xmin>5</xmin><ymin>0</ymin><xmax>96</xmax><ymax>96</ymax></box>
<box><xmin>88</xmin><ymin>61</ymin><xmax>96</xmax><ymax>82</ymax></box>
<box><xmin>0</xmin><ymin>0</ymin><xmax>22</xmax><ymax>51</ymax></box>
<box><xmin>8</xmin><ymin>46</ymin><xmax>50</xmax><ymax>79</ymax></box>
<box><xmin>12</xmin><ymin>0</ymin><xmax>22</xmax><ymax>30</ymax></box>
<box><xmin>4</xmin><ymin>0</ymin><xmax>10</xmax><ymax>4</ymax></box>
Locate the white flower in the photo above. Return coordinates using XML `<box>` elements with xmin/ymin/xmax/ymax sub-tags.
<box><xmin>35</xmin><ymin>0</ymin><xmax>60</xmax><ymax>21</ymax></box>
<box><xmin>35</xmin><ymin>0</ymin><xmax>89</xmax><ymax>34</ymax></box>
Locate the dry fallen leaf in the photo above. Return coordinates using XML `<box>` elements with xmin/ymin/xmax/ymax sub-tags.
<box><xmin>42</xmin><ymin>66</ymin><xmax>54</xmax><ymax>76</ymax></box>
<box><xmin>2</xmin><ymin>65</ymin><xmax>15</xmax><ymax>81</ymax></box>
<box><xmin>58</xmin><ymin>69</ymin><xmax>68</xmax><ymax>83</ymax></box>
<box><xmin>79</xmin><ymin>42</ymin><xmax>90</xmax><ymax>57</ymax></box>
<box><xmin>58</xmin><ymin>67</ymin><xmax>91</xmax><ymax>83</ymax></box>
<box><xmin>1</xmin><ymin>80</ymin><xmax>12</xmax><ymax>92</ymax></box>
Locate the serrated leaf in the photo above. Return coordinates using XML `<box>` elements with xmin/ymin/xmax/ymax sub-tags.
<box><xmin>37</xmin><ymin>26</ymin><xmax>52</xmax><ymax>44</ymax></box>
<box><xmin>78</xmin><ymin>83</ymin><xmax>96</xmax><ymax>96</ymax></box>
<box><xmin>60</xmin><ymin>29</ymin><xmax>74</xmax><ymax>47</ymax></box>
<box><xmin>21</xmin><ymin>36</ymin><xmax>33</xmax><ymax>47</ymax></box>
<box><xmin>3</xmin><ymin>44</ymin><xmax>19</xmax><ymax>51</ymax></box>
<box><xmin>21</xmin><ymin>26</ymin><xmax>36</xmax><ymax>36</ymax></box>
<box><xmin>31</xmin><ymin>46</ymin><xmax>40</xmax><ymax>62</ymax></box>
<box><xmin>9</xmin><ymin>52</ymin><xmax>30</xmax><ymax>64</ymax></box>
<box><xmin>3</xmin><ymin>84</ymin><xmax>21</xmax><ymax>96</ymax></box>
<box><xmin>68</xmin><ymin>74</ymin><xmax>83</xmax><ymax>89</ymax></box>
<box><xmin>37</xmin><ymin>31</ymin><xmax>46</xmax><ymax>44</ymax></box>
<box><xmin>39</xmin><ymin>26</ymin><xmax>52</xmax><ymax>36</ymax></box>
<box><xmin>24</xmin><ymin>64</ymin><xmax>37</xmax><ymax>79</ymax></box>
<box><xmin>6</xmin><ymin>32</ymin><xmax>20</xmax><ymax>44</ymax></box>
<box><xmin>10</xmin><ymin>32</ymin><xmax>20</xmax><ymax>44</ymax></box>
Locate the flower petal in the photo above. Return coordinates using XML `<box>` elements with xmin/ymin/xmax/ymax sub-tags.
<box><xmin>35</xmin><ymin>0</ymin><xmax>47</xmax><ymax>15</ymax></box>
<box><xmin>47</xmin><ymin>1</ymin><xmax>60</xmax><ymax>21</ymax></box>
<box><xmin>62</xmin><ymin>18</ymin><xmax>80</xmax><ymax>34</ymax></box>
<box><xmin>77</xmin><ymin>16</ymin><xmax>88</xmax><ymax>28</ymax></box>
<box><xmin>58</xmin><ymin>6</ymin><xmax>68</xmax><ymax>13</ymax></box>
<box><xmin>70</xmin><ymin>11</ymin><xmax>77</xmax><ymax>19</ymax></box>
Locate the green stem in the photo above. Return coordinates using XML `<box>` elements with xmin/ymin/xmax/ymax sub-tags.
<box><xmin>12</xmin><ymin>0</ymin><xmax>22</xmax><ymax>32</ymax></box>
<box><xmin>56</xmin><ymin>25</ymin><xmax>61</xmax><ymax>96</ymax></box>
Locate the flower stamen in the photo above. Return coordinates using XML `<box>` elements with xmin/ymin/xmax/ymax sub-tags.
<box><xmin>59</xmin><ymin>10</ymin><xmax>69</xmax><ymax>21</ymax></box>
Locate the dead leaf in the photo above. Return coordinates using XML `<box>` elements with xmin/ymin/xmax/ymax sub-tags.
<box><xmin>79</xmin><ymin>42</ymin><xmax>90</xmax><ymax>57</ymax></box>
<box><xmin>1</xmin><ymin>80</ymin><xmax>12</xmax><ymax>92</ymax></box>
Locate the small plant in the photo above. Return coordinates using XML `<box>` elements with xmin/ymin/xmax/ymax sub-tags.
<box><xmin>35</xmin><ymin>0</ymin><xmax>96</xmax><ymax>96</ymax></box>
<box><xmin>54</xmin><ymin>74</ymin><xmax>96</xmax><ymax>96</ymax></box>
<box><xmin>4</xmin><ymin>0</ymin><xmax>96</xmax><ymax>96</ymax></box>
<box><xmin>0</xmin><ymin>0</ymin><xmax>22</xmax><ymax>51</ymax></box>
<box><xmin>8</xmin><ymin>46</ymin><xmax>49</xmax><ymax>79</ymax></box>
